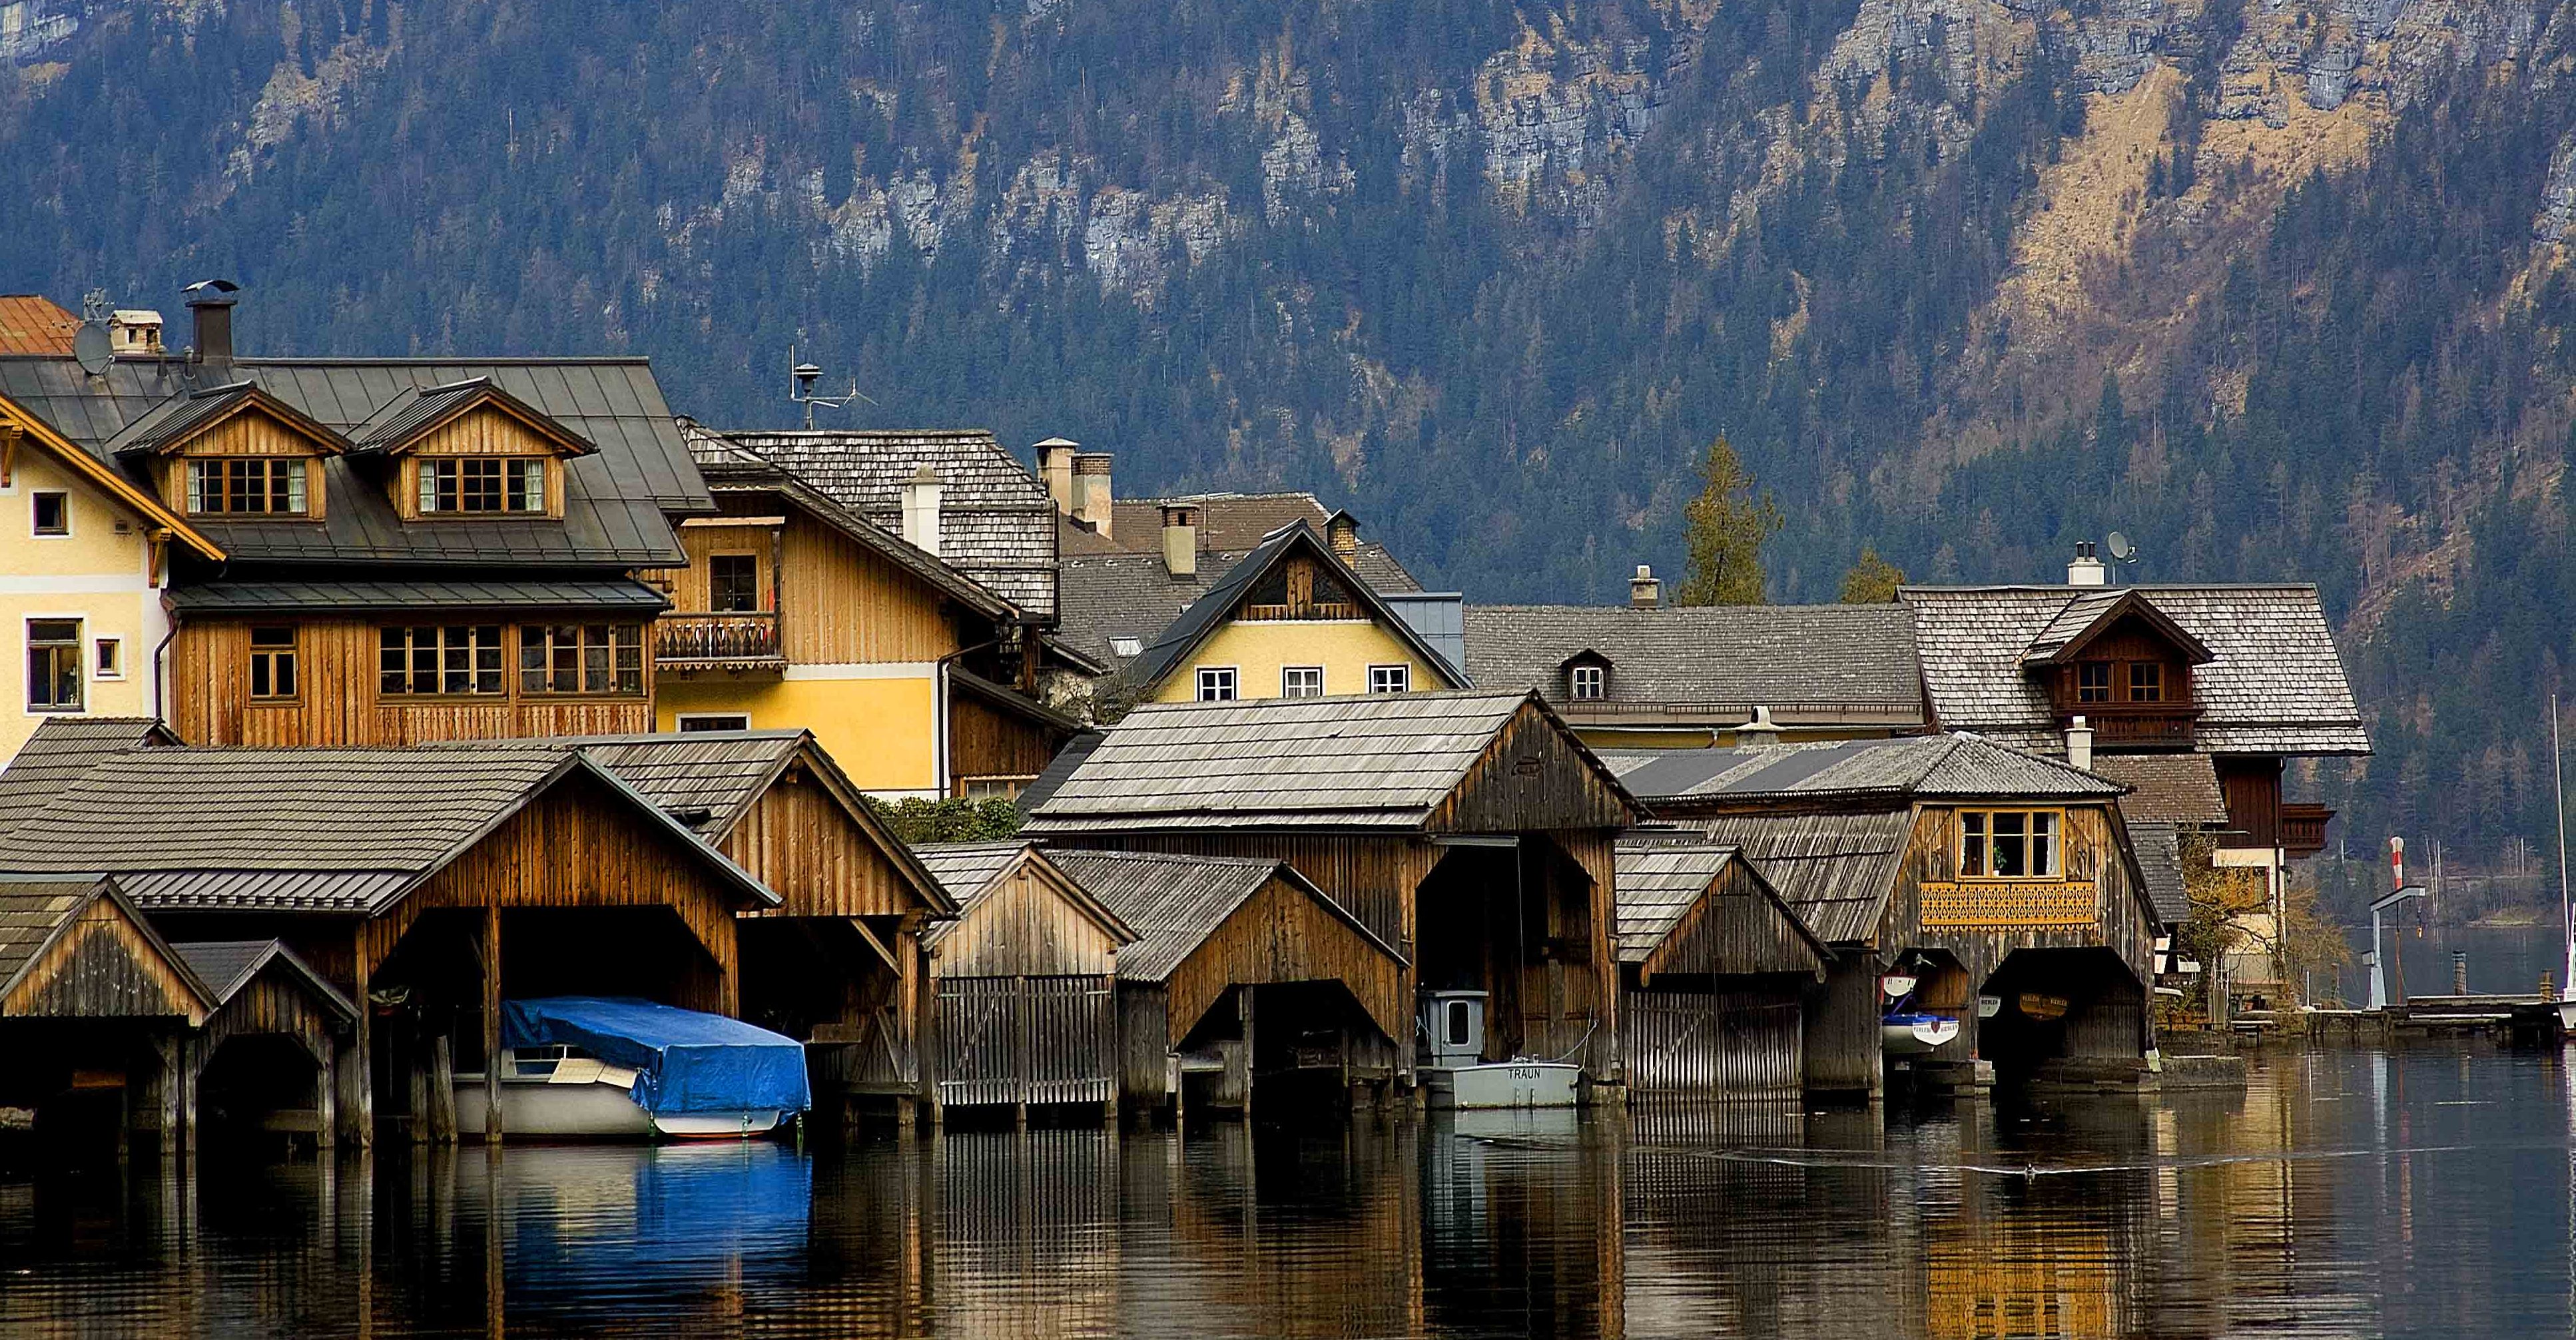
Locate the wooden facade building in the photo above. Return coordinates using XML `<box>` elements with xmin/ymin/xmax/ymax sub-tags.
<box><xmin>1612</xmin><ymin>840</ymin><xmax>1829</xmax><ymax>1100</ymax></box>
<box><xmin>1021</xmin><ymin>690</ymin><xmax>1640</xmax><ymax>1086</ymax></box>
<box><xmin>1611</xmin><ymin>735</ymin><xmax>2161</xmax><ymax>1094</ymax></box>
<box><xmin>1044</xmin><ymin>848</ymin><xmax>1409</xmax><ymax>1115</ymax></box>
<box><xmin>912</xmin><ymin>842</ymin><xmax>1134</xmax><ymax>1118</ymax></box>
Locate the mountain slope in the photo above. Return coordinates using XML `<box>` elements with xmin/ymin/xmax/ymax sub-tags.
<box><xmin>9</xmin><ymin>0</ymin><xmax>2576</xmax><ymax>898</ymax></box>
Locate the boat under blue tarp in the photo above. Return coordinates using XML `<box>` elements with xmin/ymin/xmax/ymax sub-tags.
<box><xmin>501</xmin><ymin>997</ymin><xmax>812</xmax><ymax>1117</ymax></box>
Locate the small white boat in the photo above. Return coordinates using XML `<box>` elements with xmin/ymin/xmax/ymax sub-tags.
<box><xmin>1419</xmin><ymin>989</ymin><xmax>1581</xmax><ymax>1110</ymax></box>
<box><xmin>1881</xmin><ymin>1013</ymin><xmax>1961</xmax><ymax>1056</ymax></box>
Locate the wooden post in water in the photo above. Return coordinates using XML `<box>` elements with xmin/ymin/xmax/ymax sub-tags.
<box><xmin>482</xmin><ymin>902</ymin><xmax>503</xmax><ymax>1146</ymax></box>
<box><xmin>428</xmin><ymin>1036</ymin><xmax>458</xmax><ymax>1145</ymax></box>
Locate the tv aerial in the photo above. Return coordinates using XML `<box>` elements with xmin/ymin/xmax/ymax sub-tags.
<box><xmin>788</xmin><ymin>343</ymin><xmax>873</xmax><ymax>430</ymax></box>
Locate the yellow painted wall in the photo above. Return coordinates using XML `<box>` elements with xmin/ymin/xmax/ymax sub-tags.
<box><xmin>1</xmin><ymin>446</ymin><xmax>162</xmax><ymax>761</ymax></box>
<box><xmin>1149</xmin><ymin>619</ymin><xmax>1455</xmax><ymax>703</ymax></box>
<box><xmin>657</xmin><ymin>673</ymin><xmax>940</xmax><ymax>795</ymax></box>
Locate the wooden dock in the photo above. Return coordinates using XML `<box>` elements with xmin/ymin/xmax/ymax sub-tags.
<box><xmin>2305</xmin><ymin>995</ymin><xmax>2567</xmax><ymax>1045</ymax></box>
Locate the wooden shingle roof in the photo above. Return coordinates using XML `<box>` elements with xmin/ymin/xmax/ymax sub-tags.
<box><xmin>911</xmin><ymin>842</ymin><xmax>1136</xmax><ymax>947</ymax></box>
<box><xmin>0</xmin><ymin>874</ymin><xmax>213</xmax><ymax>1022</ymax></box>
<box><xmin>2125</xmin><ymin>821</ymin><xmax>2192</xmax><ymax>925</ymax></box>
<box><xmin>1901</xmin><ymin>585</ymin><xmax>2370</xmax><ymax>757</ymax></box>
<box><xmin>0</xmin><ymin>716</ymin><xmax>181</xmax><ymax>836</ymax></box>
<box><xmin>1044</xmin><ymin>849</ymin><xmax>1402</xmax><ymax>983</ymax></box>
<box><xmin>1463</xmin><ymin>603</ymin><xmax>1923</xmax><ymax>723</ymax></box>
<box><xmin>0</xmin><ymin>878</ymin><xmax>103</xmax><ymax>997</ymax></box>
<box><xmin>2090</xmin><ymin>753</ymin><xmax>2229</xmax><ymax>826</ymax></box>
<box><xmin>1664</xmin><ymin>812</ymin><xmax>1918</xmax><ymax>946</ymax></box>
<box><xmin>1606</xmin><ymin>735</ymin><xmax>2123</xmax><ymax>808</ymax></box>
<box><xmin>1610</xmin><ymin>838</ymin><xmax>1830</xmax><ymax>975</ymax></box>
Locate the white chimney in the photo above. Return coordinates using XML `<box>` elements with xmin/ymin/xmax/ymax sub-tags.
<box><xmin>1074</xmin><ymin>452</ymin><xmax>1114</xmax><ymax>537</ymax></box>
<box><xmin>1736</xmin><ymin>705</ymin><xmax>1784</xmax><ymax>746</ymax></box>
<box><xmin>1036</xmin><ymin>438</ymin><xmax>1080</xmax><ymax>515</ymax></box>
<box><xmin>1630</xmin><ymin>564</ymin><xmax>1661</xmax><ymax>609</ymax></box>
<box><xmin>901</xmin><ymin>463</ymin><xmax>944</xmax><ymax>556</ymax></box>
<box><xmin>1160</xmin><ymin>503</ymin><xmax>1199</xmax><ymax>579</ymax></box>
<box><xmin>2068</xmin><ymin>541</ymin><xmax>2106</xmax><ymax>587</ymax></box>
<box><xmin>2066</xmin><ymin>715</ymin><xmax>2094</xmax><ymax>771</ymax></box>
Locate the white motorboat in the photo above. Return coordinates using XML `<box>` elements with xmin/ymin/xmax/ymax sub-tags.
<box><xmin>1881</xmin><ymin>1012</ymin><xmax>1961</xmax><ymax>1056</ymax></box>
<box><xmin>1419</xmin><ymin>990</ymin><xmax>1581</xmax><ymax>1110</ymax></box>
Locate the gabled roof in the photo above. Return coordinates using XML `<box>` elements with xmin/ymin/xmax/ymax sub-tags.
<box><xmin>2018</xmin><ymin>588</ymin><xmax>2214</xmax><ymax>667</ymax></box>
<box><xmin>561</xmin><ymin>729</ymin><xmax>958</xmax><ymax>916</ymax></box>
<box><xmin>1118</xmin><ymin>521</ymin><xmax>1470</xmax><ymax>695</ymax></box>
<box><xmin>1662</xmin><ymin>812</ymin><xmax>1918</xmax><ymax>946</ymax></box>
<box><xmin>911</xmin><ymin>841</ymin><xmax>1137</xmax><ymax>946</ymax></box>
<box><xmin>1901</xmin><ymin>585</ymin><xmax>2370</xmax><ymax>756</ymax></box>
<box><xmin>2125</xmin><ymin>821</ymin><xmax>2192</xmax><ymax>925</ymax></box>
<box><xmin>348</xmin><ymin>376</ymin><xmax>599</xmax><ymax>458</ymax></box>
<box><xmin>691</xmin><ymin>464</ymin><xmax>1018</xmax><ymax>621</ymax></box>
<box><xmin>0</xmin><ymin>716</ymin><xmax>182</xmax><ymax>836</ymax></box>
<box><xmin>0</xmin><ymin>296</ymin><xmax>79</xmax><ymax>356</ymax></box>
<box><xmin>0</xmin><ymin>874</ymin><xmax>214</xmax><ymax>1020</ymax></box>
<box><xmin>689</xmin><ymin>425</ymin><xmax>1058</xmax><ymax>617</ymax></box>
<box><xmin>2090</xmin><ymin>753</ymin><xmax>2229</xmax><ymax>827</ymax></box>
<box><xmin>0</xmin><ymin>391</ymin><xmax>224</xmax><ymax>560</ymax></box>
<box><xmin>1610</xmin><ymin>839</ymin><xmax>1829</xmax><ymax>975</ymax></box>
<box><xmin>1605</xmin><ymin>735</ymin><xmax>2124</xmax><ymax>809</ymax></box>
<box><xmin>105</xmin><ymin>380</ymin><xmax>352</xmax><ymax>458</ymax></box>
<box><xmin>1043</xmin><ymin>849</ymin><xmax>1403</xmax><ymax>982</ymax></box>
<box><xmin>0</xmin><ymin>358</ymin><xmax>705</xmax><ymax>567</ymax></box>
<box><xmin>1054</xmin><ymin>539</ymin><xmax>1421</xmax><ymax>669</ymax></box>
<box><xmin>0</xmin><ymin>746</ymin><xmax>777</xmax><ymax>915</ymax></box>
<box><xmin>1022</xmin><ymin>689</ymin><xmax>1637</xmax><ymax>833</ymax></box>
<box><xmin>1463</xmin><ymin>602</ymin><xmax>1924</xmax><ymax>724</ymax></box>
<box><xmin>950</xmin><ymin>667</ymin><xmax>1084</xmax><ymax>737</ymax></box>
<box><xmin>168</xmin><ymin>938</ymin><xmax>358</xmax><ymax>1023</ymax></box>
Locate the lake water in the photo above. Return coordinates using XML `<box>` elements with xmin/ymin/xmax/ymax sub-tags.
<box><xmin>7</xmin><ymin>1041</ymin><xmax>2576</xmax><ymax>1338</ymax></box>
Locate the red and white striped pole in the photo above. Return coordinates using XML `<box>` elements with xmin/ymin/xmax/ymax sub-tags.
<box><xmin>2388</xmin><ymin>837</ymin><xmax>2410</xmax><ymax>1004</ymax></box>
<box><xmin>2390</xmin><ymin>836</ymin><xmax>2404</xmax><ymax>894</ymax></box>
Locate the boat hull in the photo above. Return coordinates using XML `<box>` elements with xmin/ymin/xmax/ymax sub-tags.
<box><xmin>1424</xmin><ymin>1061</ymin><xmax>1581</xmax><ymax>1110</ymax></box>
<box><xmin>1881</xmin><ymin>1016</ymin><xmax>1961</xmax><ymax>1056</ymax></box>
<box><xmin>452</xmin><ymin>1078</ymin><xmax>784</xmax><ymax>1140</ymax></box>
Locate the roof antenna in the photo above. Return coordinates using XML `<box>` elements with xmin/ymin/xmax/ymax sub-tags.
<box><xmin>73</xmin><ymin>288</ymin><xmax>113</xmax><ymax>378</ymax></box>
<box><xmin>787</xmin><ymin>342</ymin><xmax>872</xmax><ymax>430</ymax></box>
<box><xmin>2104</xmin><ymin>531</ymin><xmax>2140</xmax><ymax>585</ymax></box>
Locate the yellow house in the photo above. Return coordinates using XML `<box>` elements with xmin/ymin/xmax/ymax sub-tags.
<box><xmin>1112</xmin><ymin>519</ymin><xmax>1467</xmax><ymax>707</ymax></box>
<box><xmin>0</xmin><ymin>392</ymin><xmax>224</xmax><ymax>761</ymax></box>
<box><xmin>648</xmin><ymin>444</ymin><xmax>1077</xmax><ymax>798</ymax></box>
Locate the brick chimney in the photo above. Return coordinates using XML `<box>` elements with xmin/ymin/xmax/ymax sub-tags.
<box><xmin>1629</xmin><ymin>564</ymin><xmax>1661</xmax><ymax>609</ymax></box>
<box><xmin>182</xmin><ymin>278</ymin><xmax>238</xmax><ymax>370</ymax></box>
<box><xmin>1073</xmin><ymin>452</ymin><xmax>1114</xmax><ymax>537</ymax></box>
<box><xmin>2067</xmin><ymin>541</ymin><xmax>2106</xmax><ymax>587</ymax></box>
<box><xmin>1160</xmin><ymin>503</ymin><xmax>1200</xmax><ymax>579</ymax></box>
<box><xmin>900</xmin><ymin>464</ymin><xmax>944</xmax><ymax>556</ymax></box>
<box><xmin>1036</xmin><ymin>438</ymin><xmax>1080</xmax><ymax>515</ymax></box>
<box><xmin>1326</xmin><ymin>510</ymin><xmax>1361</xmax><ymax>565</ymax></box>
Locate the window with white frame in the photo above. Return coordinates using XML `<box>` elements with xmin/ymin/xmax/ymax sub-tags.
<box><xmin>1569</xmin><ymin>663</ymin><xmax>1606</xmax><ymax>701</ymax></box>
<box><xmin>1281</xmin><ymin>666</ymin><xmax>1325</xmax><ymax>698</ymax></box>
<box><xmin>1959</xmin><ymin>809</ymin><xmax>2062</xmax><ymax>880</ymax></box>
<box><xmin>1367</xmin><ymin>664</ymin><xmax>1409</xmax><ymax>694</ymax></box>
<box><xmin>418</xmin><ymin>458</ymin><xmax>547</xmax><ymax>513</ymax></box>
<box><xmin>1195</xmin><ymin>667</ymin><xmax>1238</xmax><ymax>701</ymax></box>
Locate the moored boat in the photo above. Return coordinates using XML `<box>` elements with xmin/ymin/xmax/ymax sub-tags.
<box><xmin>1881</xmin><ymin>1012</ymin><xmax>1960</xmax><ymax>1056</ymax></box>
<box><xmin>454</xmin><ymin>998</ymin><xmax>811</xmax><ymax>1140</ymax></box>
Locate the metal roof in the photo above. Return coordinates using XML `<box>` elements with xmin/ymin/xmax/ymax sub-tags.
<box><xmin>1665</xmin><ymin>811</ymin><xmax>1918</xmax><ymax>946</ymax></box>
<box><xmin>167</xmin><ymin>577</ymin><xmax>668</xmax><ymax>615</ymax></box>
<box><xmin>1901</xmin><ymin>585</ymin><xmax>2371</xmax><ymax>757</ymax></box>
<box><xmin>694</xmin><ymin>426</ymin><xmax>1059</xmax><ymax>617</ymax></box>
<box><xmin>1606</xmin><ymin>735</ymin><xmax>2124</xmax><ymax>807</ymax></box>
<box><xmin>168</xmin><ymin>939</ymin><xmax>358</xmax><ymax>1021</ymax></box>
<box><xmin>2125</xmin><ymin>821</ymin><xmax>2191</xmax><ymax>925</ymax></box>
<box><xmin>346</xmin><ymin>377</ymin><xmax>597</xmax><ymax>458</ymax></box>
<box><xmin>1045</xmin><ymin>849</ymin><xmax>1403</xmax><ymax>982</ymax></box>
<box><xmin>1021</xmin><ymin>690</ymin><xmax>1561</xmax><ymax>832</ymax></box>
<box><xmin>2091</xmin><ymin>753</ymin><xmax>2230</xmax><ymax>826</ymax></box>
<box><xmin>0</xmin><ymin>355</ymin><xmax>706</xmax><ymax>567</ymax></box>
<box><xmin>1463</xmin><ymin>603</ymin><xmax>1925</xmax><ymax>721</ymax></box>
<box><xmin>0</xmin><ymin>746</ymin><xmax>777</xmax><ymax>914</ymax></box>
<box><xmin>0</xmin><ymin>716</ymin><xmax>181</xmax><ymax>836</ymax></box>
<box><xmin>1055</xmin><ymin>542</ymin><xmax>1421</xmax><ymax>668</ymax></box>
<box><xmin>0</xmin><ymin>296</ymin><xmax>78</xmax><ymax>356</ymax></box>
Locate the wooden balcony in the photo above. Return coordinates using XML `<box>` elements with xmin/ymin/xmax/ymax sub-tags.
<box><xmin>2066</xmin><ymin>705</ymin><xmax>2200</xmax><ymax>749</ymax></box>
<box><xmin>1240</xmin><ymin>601</ymin><xmax>1362</xmax><ymax>621</ymax></box>
<box><xmin>2280</xmin><ymin>803</ymin><xmax>2334</xmax><ymax>859</ymax></box>
<box><xmin>655</xmin><ymin>611</ymin><xmax>784</xmax><ymax>671</ymax></box>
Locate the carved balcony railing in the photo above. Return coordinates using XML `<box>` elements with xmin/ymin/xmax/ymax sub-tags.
<box><xmin>1239</xmin><ymin>601</ymin><xmax>1363</xmax><ymax>621</ymax></box>
<box><xmin>655</xmin><ymin>611</ymin><xmax>783</xmax><ymax>670</ymax></box>
<box><xmin>2280</xmin><ymin>803</ymin><xmax>2334</xmax><ymax>859</ymax></box>
<box><xmin>2065</xmin><ymin>705</ymin><xmax>2200</xmax><ymax>749</ymax></box>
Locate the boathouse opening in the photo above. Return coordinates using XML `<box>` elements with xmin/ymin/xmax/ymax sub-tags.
<box><xmin>196</xmin><ymin>1033</ymin><xmax>328</xmax><ymax>1144</ymax></box>
<box><xmin>1976</xmin><ymin>948</ymin><xmax>2149</xmax><ymax>1086</ymax></box>
<box><xmin>1416</xmin><ymin>838</ymin><xmax>1601</xmax><ymax>1066</ymax></box>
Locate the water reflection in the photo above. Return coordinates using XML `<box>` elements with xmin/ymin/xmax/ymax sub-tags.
<box><xmin>6</xmin><ymin>1048</ymin><xmax>2576</xmax><ymax>1337</ymax></box>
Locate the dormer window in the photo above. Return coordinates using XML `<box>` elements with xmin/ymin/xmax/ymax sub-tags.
<box><xmin>418</xmin><ymin>458</ymin><xmax>547</xmax><ymax>514</ymax></box>
<box><xmin>1570</xmin><ymin>663</ymin><xmax>1606</xmax><ymax>701</ymax></box>
<box><xmin>2128</xmin><ymin>663</ymin><xmax>2163</xmax><ymax>703</ymax></box>
<box><xmin>2077</xmin><ymin>661</ymin><xmax>2112</xmax><ymax>703</ymax></box>
<box><xmin>187</xmin><ymin>458</ymin><xmax>309</xmax><ymax>515</ymax></box>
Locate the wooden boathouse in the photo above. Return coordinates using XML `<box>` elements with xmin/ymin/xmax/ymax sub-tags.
<box><xmin>0</xmin><ymin>876</ymin><xmax>212</xmax><ymax>1149</ymax></box>
<box><xmin>564</xmin><ymin>730</ymin><xmax>957</xmax><ymax>1125</ymax></box>
<box><xmin>1043</xmin><ymin>849</ymin><xmax>1409</xmax><ymax>1117</ymax></box>
<box><xmin>911</xmin><ymin>842</ymin><xmax>1133</xmax><ymax>1120</ymax></box>
<box><xmin>1020</xmin><ymin>690</ymin><xmax>1640</xmax><ymax>1086</ymax></box>
<box><xmin>1612</xmin><ymin>840</ymin><xmax>1829</xmax><ymax>1101</ymax></box>
<box><xmin>0</xmin><ymin>742</ymin><xmax>780</xmax><ymax>1144</ymax></box>
<box><xmin>1608</xmin><ymin>735</ymin><xmax>2159</xmax><ymax>1094</ymax></box>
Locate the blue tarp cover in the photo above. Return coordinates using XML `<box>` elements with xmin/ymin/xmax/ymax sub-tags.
<box><xmin>501</xmin><ymin>997</ymin><xmax>812</xmax><ymax>1116</ymax></box>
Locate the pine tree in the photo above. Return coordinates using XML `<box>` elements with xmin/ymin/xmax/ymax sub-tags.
<box><xmin>1677</xmin><ymin>436</ymin><xmax>1783</xmax><ymax>605</ymax></box>
<box><xmin>1839</xmin><ymin>545</ymin><xmax>1905</xmax><ymax>603</ymax></box>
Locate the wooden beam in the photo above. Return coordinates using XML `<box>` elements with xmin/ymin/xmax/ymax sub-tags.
<box><xmin>341</xmin><ymin>926</ymin><xmax>374</xmax><ymax>1148</ymax></box>
<box><xmin>483</xmin><ymin>902</ymin><xmax>503</xmax><ymax>1144</ymax></box>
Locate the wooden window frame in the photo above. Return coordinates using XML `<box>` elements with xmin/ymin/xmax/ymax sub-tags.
<box><xmin>378</xmin><ymin>624</ymin><xmax>507</xmax><ymax>697</ymax></box>
<box><xmin>2128</xmin><ymin>661</ymin><xmax>2164</xmax><ymax>703</ymax></box>
<box><xmin>1368</xmin><ymin>663</ymin><xmax>1410</xmax><ymax>695</ymax></box>
<box><xmin>93</xmin><ymin>637</ymin><xmax>123</xmax><ymax>681</ymax></box>
<box><xmin>677</xmin><ymin>713</ymin><xmax>752</xmax><ymax>733</ymax></box>
<box><xmin>415</xmin><ymin>457</ymin><xmax>551</xmax><ymax>516</ymax></box>
<box><xmin>1195</xmin><ymin>666</ymin><xmax>1238</xmax><ymax>702</ymax></box>
<box><xmin>184</xmin><ymin>457</ymin><xmax>311</xmax><ymax>517</ymax></box>
<box><xmin>30</xmin><ymin>490</ymin><xmax>69</xmax><ymax>537</ymax></box>
<box><xmin>25</xmin><ymin>617</ymin><xmax>83</xmax><ymax>712</ymax></box>
<box><xmin>2076</xmin><ymin>661</ymin><xmax>2112</xmax><ymax>704</ymax></box>
<box><xmin>1957</xmin><ymin>808</ymin><xmax>2065</xmax><ymax>882</ymax></box>
<box><xmin>249</xmin><ymin>625</ymin><xmax>300</xmax><ymax>702</ymax></box>
<box><xmin>1568</xmin><ymin>663</ymin><xmax>1606</xmax><ymax>701</ymax></box>
<box><xmin>517</xmin><ymin>623</ymin><xmax>646</xmax><ymax>697</ymax></box>
<box><xmin>1281</xmin><ymin>665</ymin><xmax>1325</xmax><ymax>698</ymax></box>
<box><xmin>709</xmin><ymin>552</ymin><xmax>763</xmax><ymax>613</ymax></box>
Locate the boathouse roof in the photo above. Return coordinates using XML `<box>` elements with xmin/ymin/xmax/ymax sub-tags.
<box><xmin>1610</xmin><ymin>840</ymin><xmax>1828</xmax><ymax>976</ymax></box>
<box><xmin>1044</xmin><ymin>849</ymin><xmax>1404</xmax><ymax>983</ymax></box>
<box><xmin>168</xmin><ymin>939</ymin><xmax>358</xmax><ymax>1022</ymax></box>
<box><xmin>0</xmin><ymin>717</ymin><xmax>180</xmax><ymax>836</ymax></box>
<box><xmin>0</xmin><ymin>874</ymin><xmax>212</xmax><ymax>1023</ymax></box>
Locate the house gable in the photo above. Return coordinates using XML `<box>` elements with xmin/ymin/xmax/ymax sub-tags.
<box><xmin>1434</xmin><ymin>699</ymin><xmax>1637</xmax><ymax>834</ymax></box>
<box><xmin>0</xmin><ymin>879</ymin><xmax>210</xmax><ymax>1023</ymax></box>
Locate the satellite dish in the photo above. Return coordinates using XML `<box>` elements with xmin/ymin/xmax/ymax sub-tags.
<box><xmin>73</xmin><ymin>324</ymin><xmax>112</xmax><ymax>377</ymax></box>
<box><xmin>2106</xmin><ymin>531</ymin><xmax>2137</xmax><ymax>562</ymax></box>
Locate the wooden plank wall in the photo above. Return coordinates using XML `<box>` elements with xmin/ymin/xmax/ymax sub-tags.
<box><xmin>651</xmin><ymin>519</ymin><xmax>779</xmax><ymax>613</ymax></box>
<box><xmin>932</xmin><ymin>865</ymin><xmax>1118</xmax><ymax>980</ymax></box>
<box><xmin>1646</xmin><ymin>862</ymin><xmax>1827</xmax><ymax>981</ymax></box>
<box><xmin>2216</xmin><ymin>757</ymin><xmax>2284</xmax><ymax>848</ymax></box>
<box><xmin>171</xmin><ymin>617</ymin><xmax>651</xmax><ymax>747</ymax></box>
<box><xmin>1623</xmin><ymin>986</ymin><xmax>1803</xmax><ymax>1099</ymax></box>
<box><xmin>200</xmin><ymin>970</ymin><xmax>340</xmax><ymax>1070</ymax></box>
<box><xmin>399</xmin><ymin>406</ymin><xmax>567</xmax><ymax>517</ymax></box>
<box><xmin>726</xmin><ymin>772</ymin><xmax>919</xmax><ymax>919</ymax></box>
<box><xmin>1804</xmin><ymin>958</ymin><xmax>1885</xmax><ymax>1096</ymax></box>
<box><xmin>1433</xmin><ymin>705</ymin><xmax>1632</xmax><ymax>836</ymax></box>
<box><xmin>152</xmin><ymin>409</ymin><xmax>326</xmax><ymax>515</ymax></box>
<box><xmin>1118</xmin><ymin>986</ymin><xmax>1171</xmax><ymax>1104</ymax></box>
<box><xmin>779</xmin><ymin>511</ymin><xmax>962</xmax><ymax>665</ymax></box>
<box><xmin>1158</xmin><ymin>872</ymin><xmax>1408</xmax><ymax>1052</ymax></box>
<box><xmin>932</xmin><ymin>974</ymin><xmax>1115</xmax><ymax>1108</ymax></box>
<box><xmin>1</xmin><ymin>899</ymin><xmax>202</xmax><ymax>1021</ymax></box>
<box><xmin>1088</xmin><ymin>833</ymin><xmax>1435</xmax><ymax>962</ymax></box>
<box><xmin>948</xmin><ymin>692</ymin><xmax>1060</xmax><ymax>786</ymax></box>
<box><xmin>1888</xmin><ymin>805</ymin><xmax>2158</xmax><ymax>1009</ymax></box>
